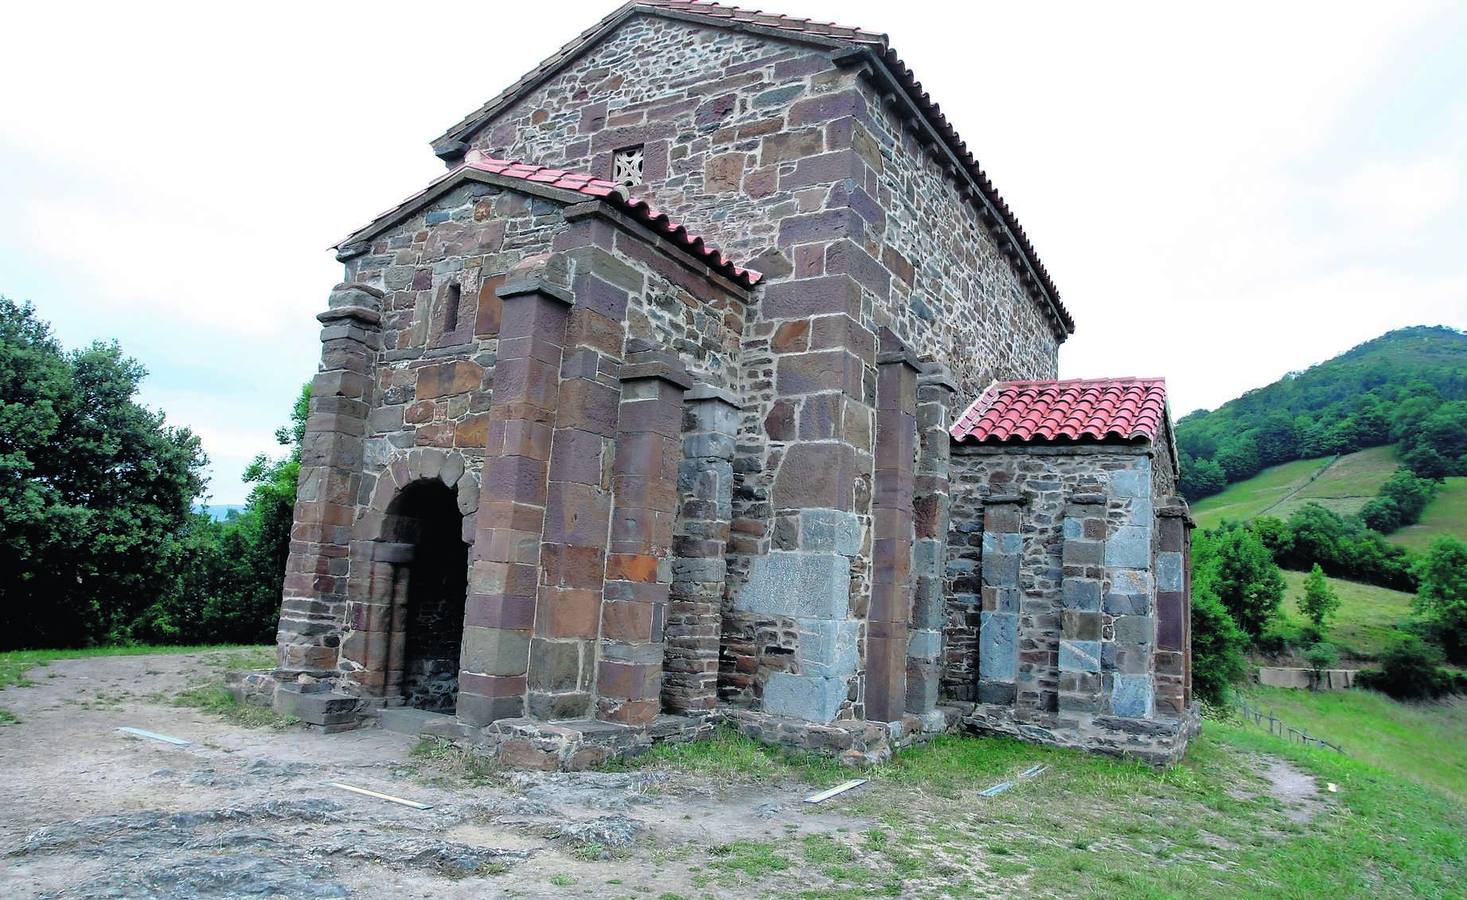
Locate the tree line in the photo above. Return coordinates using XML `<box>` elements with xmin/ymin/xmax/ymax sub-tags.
<box><xmin>0</xmin><ymin>298</ymin><xmax>300</xmax><ymax>651</ymax></box>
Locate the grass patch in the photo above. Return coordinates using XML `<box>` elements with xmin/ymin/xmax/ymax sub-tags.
<box><xmin>0</xmin><ymin>644</ymin><xmax>270</xmax><ymax>691</ymax></box>
<box><xmin>1192</xmin><ymin>456</ymin><xmax>1333</xmax><ymax>530</ymax></box>
<box><xmin>0</xmin><ymin>708</ymin><xmax>18</xmax><ymax>725</ymax></box>
<box><xmin>172</xmin><ymin>683</ymin><xmax>296</xmax><ymax>729</ymax></box>
<box><xmin>1392</xmin><ymin>475</ymin><xmax>1467</xmax><ymax>552</ymax></box>
<box><xmin>609</xmin><ymin>726</ymin><xmax>848</xmax><ymax>785</ymax></box>
<box><xmin>1193</xmin><ymin>445</ymin><xmax>1403</xmax><ymax>531</ymax></box>
<box><xmin>709</xmin><ymin>840</ymin><xmax>791</xmax><ymax>877</ymax></box>
<box><xmin>406</xmin><ymin>735</ymin><xmax>501</xmax><ymax>787</ymax></box>
<box><xmin>1274</xmin><ymin>569</ymin><xmax>1415</xmax><ymax>659</ymax></box>
<box><xmin>650</xmin><ymin>711</ymin><xmax>1464</xmax><ymax>897</ymax></box>
<box><xmin>1241</xmin><ymin>686</ymin><xmax>1467</xmax><ymax>801</ymax></box>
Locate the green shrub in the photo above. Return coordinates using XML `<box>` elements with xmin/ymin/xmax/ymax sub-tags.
<box><xmin>1355</xmin><ymin>636</ymin><xmax>1463</xmax><ymax>700</ymax></box>
<box><xmin>1190</xmin><ymin>575</ymin><xmax>1249</xmax><ymax>703</ymax></box>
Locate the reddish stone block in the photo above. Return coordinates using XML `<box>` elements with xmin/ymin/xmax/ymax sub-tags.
<box><xmin>454</xmin><ymin>414</ymin><xmax>491</xmax><ymax>449</ymax></box>
<box><xmin>416</xmin><ymin>360</ymin><xmax>485</xmax><ymax>399</ymax></box>
<box><xmin>605</xmin><ymin>553</ymin><xmax>659</xmax><ymax>583</ymax></box>
<box><xmin>600</xmin><ymin>599</ymin><xmax>654</xmax><ymax>642</ymax></box>
<box><xmin>536</xmin><ymin>587</ymin><xmax>601</xmax><ymax>639</ymax></box>
<box><xmin>771</xmin><ymin>319</ymin><xmax>810</xmax><ymax>354</ymax></box>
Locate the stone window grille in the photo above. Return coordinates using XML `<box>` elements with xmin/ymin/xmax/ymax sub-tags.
<box><xmin>613</xmin><ymin>145</ymin><xmax>645</xmax><ymax>187</ymax></box>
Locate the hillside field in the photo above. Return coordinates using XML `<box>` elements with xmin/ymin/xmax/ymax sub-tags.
<box><xmin>1275</xmin><ymin>569</ymin><xmax>1414</xmax><ymax>660</ymax></box>
<box><xmin>1192</xmin><ymin>445</ymin><xmax>1398</xmax><ymax>530</ymax></box>
<box><xmin>1390</xmin><ymin>475</ymin><xmax>1467</xmax><ymax>551</ymax></box>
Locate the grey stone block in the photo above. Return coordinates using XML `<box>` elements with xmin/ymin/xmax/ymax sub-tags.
<box><xmin>1111</xmin><ymin>674</ymin><xmax>1153</xmax><ymax>718</ymax></box>
<box><xmin>1105</xmin><ymin>526</ymin><xmax>1150</xmax><ymax>568</ymax></box>
<box><xmin>982</xmin><ymin>553</ymin><xmax>1020</xmax><ymax>588</ymax></box>
<box><xmin>978</xmin><ymin>611</ymin><xmax>1017</xmax><ymax>681</ymax></box>
<box><xmin>1059</xmin><ymin>640</ymin><xmax>1101</xmax><ymax>673</ymax></box>
<box><xmin>796</xmin><ymin>618</ymin><xmax>860</xmax><ymax>677</ymax></box>
<box><xmin>1113</xmin><ymin>615</ymin><xmax>1153</xmax><ymax>645</ymax></box>
<box><xmin>734</xmin><ymin>551</ymin><xmax>851</xmax><ymax>619</ymax></box>
<box><xmin>977</xmin><ymin>681</ymin><xmax>1017</xmax><ymax>705</ymax></box>
<box><xmin>762</xmin><ymin>672</ymin><xmax>845</xmax><ymax>723</ymax></box>
<box><xmin>1111</xmin><ymin>464</ymin><xmax>1150</xmax><ymax>499</ymax></box>
<box><xmin>1062</xmin><ymin>578</ymin><xmax>1101</xmax><ymax>611</ymax></box>
<box><xmin>982</xmin><ymin>531</ymin><xmax>1021</xmax><ymax>555</ymax></box>
<box><xmin>799</xmin><ymin>508</ymin><xmax>863</xmax><ymax>555</ymax></box>
<box><xmin>906</xmin><ymin>628</ymin><xmax>942</xmax><ymax>661</ymax></box>
<box><xmin>1156</xmin><ymin>551</ymin><xmax>1183</xmax><ymax>592</ymax></box>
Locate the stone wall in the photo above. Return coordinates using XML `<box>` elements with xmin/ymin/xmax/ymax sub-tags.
<box><xmin>449</xmin><ymin>14</ymin><xmax>1064</xmax><ymax>721</ymax></box>
<box><xmin>942</xmin><ymin>442</ymin><xmax>1196</xmax><ymax>763</ymax></box>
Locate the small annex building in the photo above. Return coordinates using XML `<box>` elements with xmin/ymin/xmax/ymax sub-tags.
<box><xmin>268</xmin><ymin>0</ymin><xmax>1199</xmax><ymax>767</ymax></box>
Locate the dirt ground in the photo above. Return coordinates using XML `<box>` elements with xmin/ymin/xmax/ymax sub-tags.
<box><xmin>0</xmin><ymin>651</ymin><xmax>872</xmax><ymax>899</ymax></box>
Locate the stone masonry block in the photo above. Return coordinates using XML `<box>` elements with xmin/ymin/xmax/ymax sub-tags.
<box><xmin>1111</xmin><ymin>674</ymin><xmax>1153</xmax><ymax>718</ymax></box>
<box><xmin>734</xmin><ymin>551</ymin><xmax>851</xmax><ymax>619</ymax></box>
<box><xmin>799</xmin><ymin>508</ymin><xmax>863</xmax><ymax>555</ymax></box>
<box><xmin>1105</xmin><ymin>526</ymin><xmax>1150</xmax><ymax>569</ymax></box>
<box><xmin>1156</xmin><ymin>551</ymin><xmax>1183</xmax><ymax>592</ymax></box>
<box><xmin>761</xmin><ymin>672</ymin><xmax>845</xmax><ymax>723</ymax></box>
<box><xmin>978</xmin><ymin>611</ymin><xmax>1017</xmax><ymax>681</ymax></box>
<box><xmin>1059</xmin><ymin>640</ymin><xmax>1101</xmax><ymax>674</ymax></box>
<box><xmin>796</xmin><ymin>618</ymin><xmax>860</xmax><ymax>678</ymax></box>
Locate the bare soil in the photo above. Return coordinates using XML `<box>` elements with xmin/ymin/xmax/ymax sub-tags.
<box><xmin>0</xmin><ymin>651</ymin><xmax>867</xmax><ymax>899</ymax></box>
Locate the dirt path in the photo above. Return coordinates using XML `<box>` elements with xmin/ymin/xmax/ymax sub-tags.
<box><xmin>0</xmin><ymin>652</ymin><xmax>867</xmax><ymax>899</ymax></box>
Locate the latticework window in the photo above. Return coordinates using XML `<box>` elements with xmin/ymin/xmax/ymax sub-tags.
<box><xmin>613</xmin><ymin>145</ymin><xmax>645</xmax><ymax>187</ymax></box>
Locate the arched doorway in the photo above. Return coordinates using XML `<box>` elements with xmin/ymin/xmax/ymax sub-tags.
<box><xmin>381</xmin><ymin>479</ymin><xmax>468</xmax><ymax>713</ymax></box>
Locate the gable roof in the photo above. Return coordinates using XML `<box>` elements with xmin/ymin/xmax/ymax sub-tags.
<box><xmin>950</xmin><ymin>378</ymin><xmax>1168</xmax><ymax>445</ymax></box>
<box><xmin>335</xmin><ymin>154</ymin><xmax>762</xmax><ymax>289</ymax></box>
<box><xmin>429</xmin><ymin>0</ymin><xmax>1072</xmax><ymax>337</ymax></box>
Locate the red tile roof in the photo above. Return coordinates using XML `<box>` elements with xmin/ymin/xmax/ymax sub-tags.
<box><xmin>335</xmin><ymin>154</ymin><xmax>761</xmax><ymax>288</ymax></box>
<box><xmin>950</xmin><ymin>378</ymin><xmax>1168</xmax><ymax>445</ymax></box>
<box><xmin>428</xmin><ymin>0</ymin><xmax>1071</xmax><ymax>336</ymax></box>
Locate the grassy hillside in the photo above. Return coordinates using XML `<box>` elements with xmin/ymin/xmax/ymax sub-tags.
<box><xmin>1192</xmin><ymin>446</ymin><xmax>1398</xmax><ymax>530</ymax></box>
<box><xmin>1243</xmin><ymin>686</ymin><xmax>1467</xmax><ymax>803</ymax></box>
<box><xmin>1391</xmin><ymin>475</ymin><xmax>1467</xmax><ymax>551</ymax></box>
<box><xmin>1274</xmin><ymin>569</ymin><xmax>1414</xmax><ymax>660</ymax></box>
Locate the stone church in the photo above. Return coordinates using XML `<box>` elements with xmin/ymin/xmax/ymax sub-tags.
<box><xmin>271</xmin><ymin>0</ymin><xmax>1199</xmax><ymax>766</ymax></box>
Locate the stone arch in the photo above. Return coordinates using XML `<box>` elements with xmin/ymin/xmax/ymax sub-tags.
<box><xmin>338</xmin><ymin>448</ymin><xmax>480</xmax><ymax>708</ymax></box>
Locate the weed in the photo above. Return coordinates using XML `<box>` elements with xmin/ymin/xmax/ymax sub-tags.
<box><xmin>0</xmin><ymin>708</ymin><xmax>18</xmax><ymax>725</ymax></box>
<box><xmin>709</xmin><ymin>840</ymin><xmax>790</xmax><ymax>877</ymax></box>
<box><xmin>172</xmin><ymin>683</ymin><xmax>295</xmax><ymax>729</ymax></box>
<box><xmin>548</xmin><ymin>873</ymin><xmax>574</xmax><ymax>886</ymax></box>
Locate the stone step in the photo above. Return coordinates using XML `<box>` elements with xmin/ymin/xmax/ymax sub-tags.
<box><xmin>376</xmin><ymin>707</ymin><xmax>462</xmax><ymax>738</ymax></box>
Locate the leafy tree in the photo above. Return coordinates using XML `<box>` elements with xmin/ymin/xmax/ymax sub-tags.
<box><xmin>1413</xmin><ymin>536</ymin><xmax>1467</xmax><ymax>663</ymax></box>
<box><xmin>1189</xmin><ymin>566</ymin><xmax>1249</xmax><ymax>704</ymax></box>
<box><xmin>0</xmin><ymin>298</ymin><xmax>207</xmax><ymax>649</ymax></box>
<box><xmin>1213</xmin><ymin>435</ymin><xmax>1261</xmax><ymax>482</ymax></box>
<box><xmin>1192</xmin><ymin>524</ymin><xmax>1285</xmax><ymax>640</ymax></box>
<box><xmin>1297</xmin><ymin>564</ymin><xmax>1340</xmax><ymax>632</ymax></box>
<box><xmin>1303</xmin><ymin>642</ymin><xmax>1338</xmax><ymax>691</ymax></box>
<box><xmin>1178</xmin><ymin>452</ymin><xmax>1226</xmax><ymax>501</ymax></box>
<box><xmin>1356</xmin><ymin>635</ymin><xmax>1465</xmax><ymax>700</ymax></box>
<box><xmin>1402</xmin><ymin>445</ymin><xmax>1450</xmax><ymax>480</ymax></box>
<box><xmin>1359</xmin><ymin>495</ymin><xmax>1401</xmax><ymax>533</ymax></box>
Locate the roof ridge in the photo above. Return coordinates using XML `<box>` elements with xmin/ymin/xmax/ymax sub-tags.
<box><xmin>426</xmin><ymin>1</ymin><xmax>1071</xmax><ymax>337</ymax></box>
<box><xmin>336</xmin><ymin>152</ymin><xmax>762</xmax><ymax>288</ymax></box>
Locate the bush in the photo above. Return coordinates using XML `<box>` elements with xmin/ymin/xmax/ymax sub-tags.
<box><xmin>1190</xmin><ymin>572</ymin><xmax>1249</xmax><ymax>704</ymax></box>
<box><xmin>1304</xmin><ymin>642</ymin><xmax>1338</xmax><ymax>690</ymax></box>
<box><xmin>1192</xmin><ymin>524</ymin><xmax>1285</xmax><ymax>640</ymax></box>
<box><xmin>1413</xmin><ymin>536</ymin><xmax>1467</xmax><ymax>664</ymax></box>
<box><xmin>1355</xmin><ymin>636</ymin><xmax>1465</xmax><ymax>700</ymax></box>
<box><xmin>1296</xmin><ymin>563</ymin><xmax>1341</xmax><ymax>632</ymax></box>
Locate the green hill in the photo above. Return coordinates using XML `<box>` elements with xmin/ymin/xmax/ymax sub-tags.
<box><xmin>1391</xmin><ymin>476</ymin><xmax>1467</xmax><ymax>551</ymax></box>
<box><xmin>1192</xmin><ymin>445</ymin><xmax>1399</xmax><ymax>530</ymax></box>
<box><xmin>1273</xmin><ymin>568</ymin><xmax>1414</xmax><ymax>660</ymax></box>
<box><xmin>1176</xmin><ymin>326</ymin><xmax>1467</xmax><ymax>501</ymax></box>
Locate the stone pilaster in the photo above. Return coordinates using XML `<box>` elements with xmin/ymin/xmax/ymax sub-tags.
<box><xmin>907</xmin><ymin>366</ymin><xmax>956</xmax><ymax>721</ymax></box>
<box><xmin>1058</xmin><ymin>495</ymin><xmax>1106</xmax><ymax>715</ymax></box>
<box><xmin>1154</xmin><ymin>498</ymin><xmax>1193</xmax><ymax>717</ymax></box>
<box><xmin>528</xmin><ymin>283</ymin><xmax>631</xmax><ymax>720</ymax></box>
<box><xmin>596</xmin><ymin>350</ymin><xmax>693</xmax><ymax>725</ymax></box>
<box><xmin>276</xmin><ymin>282</ymin><xmax>383</xmax><ymax>677</ymax></box>
<box><xmin>1103</xmin><ymin>465</ymin><xmax>1157</xmax><ymax>719</ymax></box>
<box><xmin>458</xmin><ymin>278</ymin><xmax>572</xmax><ymax>727</ymax></box>
<box><xmin>663</xmin><ymin>384</ymin><xmax>739</xmax><ymax>714</ymax></box>
<box><xmin>978</xmin><ymin>495</ymin><xmax>1024</xmax><ymax>706</ymax></box>
<box><xmin>866</xmin><ymin>346</ymin><xmax>920</xmax><ymax>723</ymax></box>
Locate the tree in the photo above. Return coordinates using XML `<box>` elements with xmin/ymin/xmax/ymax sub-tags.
<box><xmin>1179</xmin><ymin>453</ymin><xmax>1227</xmax><ymax>501</ymax></box>
<box><xmin>1214</xmin><ymin>435</ymin><xmax>1261</xmax><ymax>483</ymax></box>
<box><xmin>0</xmin><ymin>298</ymin><xmax>207</xmax><ymax>649</ymax></box>
<box><xmin>1192</xmin><ymin>524</ymin><xmax>1286</xmax><ymax>640</ymax></box>
<box><xmin>1303</xmin><ymin>642</ymin><xmax>1338</xmax><ymax>691</ymax></box>
<box><xmin>1189</xmin><ymin>566</ymin><xmax>1249</xmax><ymax>704</ymax></box>
<box><xmin>1297</xmin><ymin>564</ymin><xmax>1340</xmax><ymax>633</ymax></box>
<box><xmin>1414</xmin><ymin>536</ymin><xmax>1467</xmax><ymax>663</ymax></box>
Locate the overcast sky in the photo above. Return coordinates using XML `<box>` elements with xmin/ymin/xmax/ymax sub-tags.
<box><xmin>3</xmin><ymin>1</ymin><xmax>1464</xmax><ymax>504</ymax></box>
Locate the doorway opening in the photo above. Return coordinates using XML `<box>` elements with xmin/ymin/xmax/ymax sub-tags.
<box><xmin>383</xmin><ymin>479</ymin><xmax>468</xmax><ymax>713</ymax></box>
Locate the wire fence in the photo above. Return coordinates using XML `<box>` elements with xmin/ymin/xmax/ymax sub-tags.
<box><xmin>1235</xmin><ymin>696</ymin><xmax>1344</xmax><ymax>753</ymax></box>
